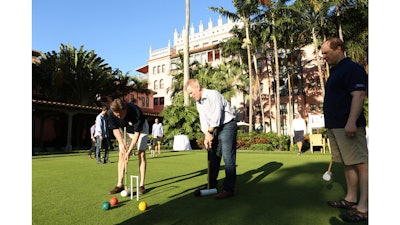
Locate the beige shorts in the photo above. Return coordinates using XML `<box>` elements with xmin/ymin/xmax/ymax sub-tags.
<box><xmin>327</xmin><ymin>127</ymin><xmax>368</xmax><ymax>165</ymax></box>
<box><xmin>127</xmin><ymin>133</ymin><xmax>149</xmax><ymax>151</ymax></box>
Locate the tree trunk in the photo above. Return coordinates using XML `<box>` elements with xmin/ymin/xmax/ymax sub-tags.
<box><xmin>183</xmin><ymin>0</ymin><xmax>190</xmax><ymax>106</ymax></box>
<box><xmin>244</xmin><ymin>19</ymin><xmax>253</xmax><ymax>132</ymax></box>
<box><xmin>312</xmin><ymin>27</ymin><xmax>325</xmax><ymax>96</ymax></box>
<box><xmin>253</xmin><ymin>54</ymin><xmax>266</xmax><ymax>132</ymax></box>
<box><xmin>272</xmin><ymin>13</ymin><xmax>281</xmax><ymax>135</ymax></box>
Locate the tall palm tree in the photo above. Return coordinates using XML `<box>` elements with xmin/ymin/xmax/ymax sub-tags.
<box><xmin>210</xmin><ymin>0</ymin><xmax>260</xmax><ymax>132</ymax></box>
<box><xmin>33</xmin><ymin>43</ymin><xmax>114</xmax><ymax>105</ymax></box>
<box><xmin>257</xmin><ymin>0</ymin><xmax>288</xmax><ymax>135</ymax></box>
<box><xmin>330</xmin><ymin>0</ymin><xmax>368</xmax><ymax>67</ymax></box>
<box><xmin>131</xmin><ymin>75</ymin><xmax>153</xmax><ymax>102</ymax></box>
<box><xmin>184</xmin><ymin>0</ymin><xmax>190</xmax><ymax>106</ymax></box>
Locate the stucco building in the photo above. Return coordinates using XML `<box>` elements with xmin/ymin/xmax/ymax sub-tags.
<box><xmin>136</xmin><ymin>17</ymin><xmax>324</xmax><ymax>135</ymax></box>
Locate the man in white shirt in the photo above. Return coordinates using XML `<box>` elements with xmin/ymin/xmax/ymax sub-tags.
<box><xmin>185</xmin><ymin>78</ymin><xmax>237</xmax><ymax>200</ymax></box>
<box><xmin>151</xmin><ymin>118</ymin><xmax>163</xmax><ymax>157</ymax></box>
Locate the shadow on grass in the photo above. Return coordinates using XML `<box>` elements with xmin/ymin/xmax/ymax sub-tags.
<box><xmin>115</xmin><ymin>159</ymin><xmax>364</xmax><ymax>225</ymax></box>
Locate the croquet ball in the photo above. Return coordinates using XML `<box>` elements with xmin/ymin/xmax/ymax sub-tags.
<box><xmin>138</xmin><ymin>201</ymin><xmax>147</xmax><ymax>211</ymax></box>
<box><xmin>120</xmin><ymin>190</ymin><xmax>127</xmax><ymax>197</ymax></box>
<box><xmin>102</xmin><ymin>201</ymin><xmax>111</xmax><ymax>211</ymax></box>
<box><xmin>109</xmin><ymin>197</ymin><xmax>118</xmax><ymax>206</ymax></box>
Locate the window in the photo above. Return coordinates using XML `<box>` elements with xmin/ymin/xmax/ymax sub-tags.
<box><xmin>280</xmin><ymin>104</ymin><xmax>287</xmax><ymax>115</ymax></box>
<box><xmin>215</xmin><ymin>49</ymin><xmax>220</xmax><ymax>60</ymax></box>
<box><xmin>160</xmin><ymin>79</ymin><xmax>164</xmax><ymax>89</ymax></box>
<box><xmin>154</xmin><ymin>98</ymin><xmax>159</xmax><ymax>106</ymax></box>
<box><xmin>162</xmin><ymin>64</ymin><xmax>165</xmax><ymax>73</ymax></box>
<box><xmin>208</xmin><ymin>51</ymin><xmax>213</xmax><ymax>62</ymax></box>
<box><xmin>152</xmin><ymin>66</ymin><xmax>156</xmax><ymax>75</ymax></box>
<box><xmin>140</xmin><ymin>97</ymin><xmax>145</xmax><ymax>107</ymax></box>
<box><xmin>160</xmin><ymin>97</ymin><xmax>164</xmax><ymax>105</ymax></box>
<box><xmin>154</xmin><ymin>80</ymin><xmax>158</xmax><ymax>90</ymax></box>
<box><xmin>157</xmin><ymin>66</ymin><xmax>160</xmax><ymax>74</ymax></box>
<box><xmin>146</xmin><ymin>97</ymin><xmax>149</xmax><ymax>107</ymax></box>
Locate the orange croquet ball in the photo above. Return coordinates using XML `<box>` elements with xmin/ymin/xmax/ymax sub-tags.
<box><xmin>109</xmin><ymin>197</ymin><xmax>118</xmax><ymax>206</ymax></box>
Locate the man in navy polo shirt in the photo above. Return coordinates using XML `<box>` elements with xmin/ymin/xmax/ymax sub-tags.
<box><xmin>107</xmin><ymin>98</ymin><xmax>149</xmax><ymax>195</ymax></box>
<box><xmin>321</xmin><ymin>37</ymin><xmax>368</xmax><ymax>222</ymax></box>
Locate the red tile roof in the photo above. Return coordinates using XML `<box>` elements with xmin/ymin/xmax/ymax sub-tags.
<box><xmin>32</xmin><ymin>99</ymin><xmax>160</xmax><ymax>117</ymax></box>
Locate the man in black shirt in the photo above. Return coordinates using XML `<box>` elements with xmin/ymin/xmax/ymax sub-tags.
<box><xmin>107</xmin><ymin>98</ymin><xmax>149</xmax><ymax>195</ymax></box>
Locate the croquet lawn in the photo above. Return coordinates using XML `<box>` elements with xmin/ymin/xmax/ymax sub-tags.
<box><xmin>32</xmin><ymin>150</ymin><xmax>367</xmax><ymax>225</ymax></box>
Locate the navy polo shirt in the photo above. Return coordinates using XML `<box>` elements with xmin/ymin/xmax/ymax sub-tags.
<box><xmin>323</xmin><ymin>57</ymin><xmax>368</xmax><ymax>129</ymax></box>
<box><xmin>107</xmin><ymin>103</ymin><xmax>146</xmax><ymax>134</ymax></box>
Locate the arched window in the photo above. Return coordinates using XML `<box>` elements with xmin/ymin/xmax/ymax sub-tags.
<box><xmin>160</xmin><ymin>79</ymin><xmax>164</xmax><ymax>89</ymax></box>
<box><xmin>154</xmin><ymin>80</ymin><xmax>158</xmax><ymax>90</ymax></box>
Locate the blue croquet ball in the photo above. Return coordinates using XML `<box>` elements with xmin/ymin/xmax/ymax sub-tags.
<box><xmin>102</xmin><ymin>201</ymin><xmax>111</xmax><ymax>211</ymax></box>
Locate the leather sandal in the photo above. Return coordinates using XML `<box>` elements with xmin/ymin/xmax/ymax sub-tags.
<box><xmin>339</xmin><ymin>210</ymin><xmax>368</xmax><ymax>222</ymax></box>
<box><xmin>327</xmin><ymin>199</ymin><xmax>357</xmax><ymax>209</ymax></box>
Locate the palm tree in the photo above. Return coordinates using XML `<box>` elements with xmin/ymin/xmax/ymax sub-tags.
<box><xmin>33</xmin><ymin>43</ymin><xmax>142</xmax><ymax>106</ymax></box>
<box><xmin>131</xmin><ymin>75</ymin><xmax>153</xmax><ymax>101</ymax></box>
<box><xmin>108</xmin><ymin>69</ymin><xmax>133</xmax><ymax>100</ymax></box>
<box><xmin>33</xmin><ymin>43</ymin><xmax>114</xmax><ymax>105</ymax></box>
<box><xmin>184</xmin><ymin>0</ymin><xmax>190</xmax><ymax>106</ymax></box>
<box><xmin>210</xmin><ymin>0</ymin><xmax>260</xmax><ymax>132</ymax></box>
<box><xmin>257</xmin><ymin>0</ymin><xmax>288</xmax><ymax>135</ymax></box>
<box><xmin>330</xmin><ymin>0</ymin><xmax>368</xmax><ymax>67</ymax></box>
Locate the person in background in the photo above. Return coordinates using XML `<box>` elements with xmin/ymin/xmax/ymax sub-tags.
<box><xmin>107</xmin><ymin>98</ymin><xmax>149</xmax><ymax>195</ymax></box>
<box><xmin>94</xmin><ymin>106</ymin><xmax>110</xmax><ymax>164</ymax></box>
<box><xmin>151</xmin><ymin>117</ymin><xmax>163</xmax><ymax>157</ymax></box>
<box><xmin>88</xmin><ymin>122</ymin><xmax>96</xmax><ymax>159</ymax></box>
<box><xmin>321</xmin><ymin>37</ymin><xmax>368</xmax><ymax>222</ymax></box>
<box><xmin>292</xmin><ymin>112</ymin><xmax>307</xmax><ymax>155</ymax></box>
<box><xmin>148</xmin><ymin>139</ymin><xmax>155</xmax><ymax>157</ymax></box>
<box><xmin>184</xmin><ymin>78</ymin><xmax>237</xmax><ymax>200</ymax></box>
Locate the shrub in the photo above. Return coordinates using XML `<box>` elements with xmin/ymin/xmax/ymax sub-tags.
<box><xmin>193</xmin><ymin>130</ymin><xmax>290</xmax><ymax>151</ymax></box>
<box><xmin>248</xmin><ymin>143</ymin><xmax>275</xmax><ymax>151</ymax></box>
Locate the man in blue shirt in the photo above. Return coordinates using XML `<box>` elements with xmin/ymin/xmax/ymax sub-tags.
<box><xmin>322</xmin><ymin>37</ymin><xmax>368</xmax><ymax>222</ymax></box>
<box><xmin>94</xmin><ymin>106</ymin><xmax>110</xmax><ymax>164</ymax></box>
<box><xmin>185</xmin><ymin>78</ymin><xmax>237</xmax><ymax>199</ymax></box>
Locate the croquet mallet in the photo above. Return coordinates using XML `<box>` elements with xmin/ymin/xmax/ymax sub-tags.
<box><xmin>322</xmin><ymin>157</ymin><xmax>333</xmax><ymax>181</ymax></box>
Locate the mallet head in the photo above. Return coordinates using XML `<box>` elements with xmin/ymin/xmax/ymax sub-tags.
<box><xmin>322</xmin><ymin>171</ymin><xmax>332</xmax><ymax>181</ymax></box>
<box><xmin>200</xmin><ymin>188</ymin><xmax>217</xmax><ymax>196</ymax></box>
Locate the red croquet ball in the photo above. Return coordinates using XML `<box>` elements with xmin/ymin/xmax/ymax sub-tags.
<box><xmin>109</xmin><ymin>197</ymin><xmax>118</xmax><ymax>206</ymax></box>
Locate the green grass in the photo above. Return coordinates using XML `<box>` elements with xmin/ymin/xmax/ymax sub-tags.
<box><xmin>32</xmin><ymin>150</ymin><xmax>366</xmax><ymax>225</ymax></box>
